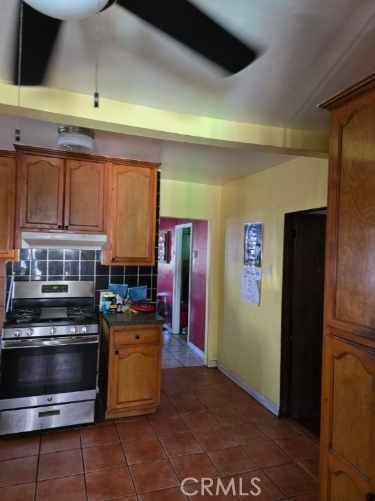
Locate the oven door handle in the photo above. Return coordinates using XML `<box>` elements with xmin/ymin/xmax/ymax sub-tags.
<box><xmin>1</xmin><ymin>335</ymin><xmax>99</xmax><ymax>350</ymax></box>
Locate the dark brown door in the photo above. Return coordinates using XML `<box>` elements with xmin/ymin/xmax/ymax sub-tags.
<box><xmin>282</xmin><ymin>210</ymin><xmax>326</xmax><ymax>435</ymax></box>
<box><xmin>18</xmin><ymin>153</ymin><xmax>64</xmax><ymax>229</ymax></box>
<box><xmin>64</xmin><ymin>160</ymin><xmax>105</xmax><ymax>232</ymax></box>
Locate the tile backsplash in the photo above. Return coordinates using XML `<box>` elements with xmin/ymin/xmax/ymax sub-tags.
<box><xmin>6</xmin><ymin>249</ymin><xmax>158</xmax><ymax>305</ymax></box>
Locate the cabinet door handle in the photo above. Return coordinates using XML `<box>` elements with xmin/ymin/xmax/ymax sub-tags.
<box><xmin>135</xmin><ymin>335</ymin><xmax>140</xmax><ymax>340</ymax></box>
<box><xmin>366</xmin><ymin>494</ymin><xmax>375</xmax><ymax>501</ymax></box>
<box><xmin>115</xmin><ymin>350</ymin><xmax>119</xmax><ymax>355</ymax></box>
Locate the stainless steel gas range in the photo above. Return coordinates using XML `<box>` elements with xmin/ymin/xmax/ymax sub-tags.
<box><xmin>0</xmin><ymin>281</ymin><xmax>99</xmax><ymax>435</ymax></box>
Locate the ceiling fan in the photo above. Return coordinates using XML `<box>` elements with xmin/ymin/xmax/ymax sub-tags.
<box><xmin>13</xmin><ymin>0</ymin><xmax>259</xmax><ymax>86</ymax></box>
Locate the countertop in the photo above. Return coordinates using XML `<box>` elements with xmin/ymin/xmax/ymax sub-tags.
<box><xmin>101</xmin><ymin>311</ymin><xmax>164</xmax><ymax>327</ymax></box>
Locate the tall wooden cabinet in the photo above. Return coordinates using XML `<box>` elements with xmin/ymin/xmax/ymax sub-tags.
<box><xmin>320</xmin><ymin>75</ymin><xmax>375</xmax><ymax>501</ymax></box>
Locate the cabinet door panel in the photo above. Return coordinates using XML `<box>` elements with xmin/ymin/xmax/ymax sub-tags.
<box><xmin>107</xmin><ymin>164</ymin><xmax>157</xmax><ymax>265</ymax></box>
<box><xmin>335</xmin><ymin>107</ymin><xmax>375</xmax><ymax>329</ymax></box>
<box><xmin>328</xmin><ymin>456</ymin><xmax>371</xmax><ymax>501</ymax></box>
<box><xmin>109</xmin><ymin>343</ymin><xmax>160</xmax><ymax>412</ymax></box>
<box><xmin>65</xmin><ymin>160</ymin><xmax>105</xmax><ymax>232</ymax></box>
<box><xmin>18</xmin><ymin>154</ymin><xmax>64</xmax><ymax>229</ymax></box>
<box><xmin>0</xmin><ymin>155</ymin><xmax>16</xmax><ymax>253</ymax></box>
<box><xmin>321</xmin><ymin>335</ymin><xmax>375</xmax><ymax>497</ymax></box>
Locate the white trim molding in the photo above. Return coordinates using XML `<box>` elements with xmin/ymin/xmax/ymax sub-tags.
<box><xmin>206</xmin><ymin>360</ymin><xmax>218</xmax><ymax>368</ymax></box>
<box><xmin>217</xmin><ymin>363</ymin><xmax>279</xmax><ymax>416</ymax></box>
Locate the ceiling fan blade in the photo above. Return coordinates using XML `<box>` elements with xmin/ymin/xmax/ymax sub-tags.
<box><xmin>101</xmin><ymin>0</ymin><xmax>117</xmax><ymax>11</ymax></box>
<box><xmin>116</xmin><ymin>0</ymin><xmax>258</xmax><ymax>74</ymax></box>
<box><xmin>13</xmin><ymin>1</ymin><xmax>62</xmax><ymax>86</ymax></box>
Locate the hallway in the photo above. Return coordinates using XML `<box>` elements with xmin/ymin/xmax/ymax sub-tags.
<box><xmin>162</xmin><ymin>330</ymin><xmax>205</xmax><ymax>368</ymax></box>
<box><xmin>0</xmin><ymin>367</ymin><xmax>319</xmax><ymax>500</ymax></box>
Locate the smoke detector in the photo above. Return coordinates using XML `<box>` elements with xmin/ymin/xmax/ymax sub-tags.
<box><xmin>57</xmin><ymin>126</ymin><xmax>95</xmax><ymax>152</ymax></box>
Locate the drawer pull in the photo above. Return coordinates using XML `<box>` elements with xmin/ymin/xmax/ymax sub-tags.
<box><xmin>366</xmin><ymin>494</ymin><xmax>375</xmax><ymax>501</ymax></box>
<box><xmin>38</xmin><ymin>410</ymin><xmax>61</xmax><ymax>418</ymax></box>
<box><xmin>115</xmin><ymin>350</ymin><xmax>119</xmax><ymax>355</ymax></box>
<box><xmin>135</xmin><ymin>335</ymin><xmax>140</xmax><ymax>340</ymax></box>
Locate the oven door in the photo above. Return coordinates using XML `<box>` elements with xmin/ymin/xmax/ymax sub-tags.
<box><xmin>0</xmin><ymin>336</ymin><xmax>99</xmax><ymax>405</ymax></box>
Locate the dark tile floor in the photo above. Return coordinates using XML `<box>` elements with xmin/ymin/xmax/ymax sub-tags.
<box><xmin>0</xmin><ymin>367</ymin><xmax>319</xmax><ymax>500</ymax></box>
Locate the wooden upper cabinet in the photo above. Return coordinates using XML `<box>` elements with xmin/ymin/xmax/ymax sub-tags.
<box><xmin>65</xmin><ymin>160</ymin><xmax>105</xmax><ymax>232</ymax></box>
<box><xmin>15</xmin><ymin>147</ymin><xmax>158</xmax><ymax>264</ymax></box>
<box><xmin>0</xmin><ymin>153</ymin><xmax>17</xmax><ymax>260</ymax></box>
<box><xmin>16</xmin><ymin>149</ymin><xmax>106</xmax><ymax>234</ymax></box>
<box><xmin>104</xmin><ymin>163</ymin><xmax>157</xmax><ymax>265</ymax></box>
<box><xmin>18</xmin><ymin>153</ymin><xmax>64</xmax><ymax>229</ymax></box>
<box><xmin>322</xmin><ymin>82</ymin><xmax>375</xmax><ymax>342</ymax></box>
<box><xmin>333</xmin><ymin>107</ymin><xmax>375</xmax><ymax>331</ymax></box>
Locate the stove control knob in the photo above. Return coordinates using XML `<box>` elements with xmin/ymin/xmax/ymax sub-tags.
<box><xmin>81</xmin><ymin>326</ymin><xmax>87</xmax><ymax>334</ymax></box>
<box><xmin>70</xmin><ymin>327</ymin><xmax>77</xmax><ymax>334</ymax></box>
<box><xmin>26</xmin><ymin>328</ymin><xmax>33</xmax><ymax>337</ymax></box>
<box><xmin>50</xmin><ymin>327</ymin><xmax>56</xmax><ymax>336</ymax></box>
<box><xmin>14</xmin><ymin>331</ymin><xmax>21</xmax><ymax>338</ymax></box>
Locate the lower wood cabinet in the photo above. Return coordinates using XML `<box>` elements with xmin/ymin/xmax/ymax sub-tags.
<box><xmin>103</xmin><ymin>322</ymin><xmax>162</xmax><ymax>419</ymax></box>
<box><xmin>321</xmin><ymin>335</ymin><xmax>375</xmax><ymax>500</ymax></box>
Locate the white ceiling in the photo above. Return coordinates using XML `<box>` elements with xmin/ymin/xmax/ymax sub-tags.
<box><xmin>1</xmin><ymin>0</ymin><xmax>375</xmax><ymax>130</ymax></box>
<box><xmin>0</xmin><ymin>115</ymin><xmax>293</xmax><ymax>185</ymax></box>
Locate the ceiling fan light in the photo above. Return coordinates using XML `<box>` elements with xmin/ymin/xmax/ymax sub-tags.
<box><xmin>24</xmin><ymin>0</ymin><xmax>109</xmax><ymax>20</ymax></box>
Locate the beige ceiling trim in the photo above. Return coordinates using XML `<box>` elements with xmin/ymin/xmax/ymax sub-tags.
<box><xmin>0</xmin><ymin>80</ymin><xmax>328</xmax><ymax>155</ymax></box>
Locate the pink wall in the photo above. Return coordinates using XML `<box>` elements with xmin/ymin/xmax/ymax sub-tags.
<box><xmin>157</xmin><ymin>217</ymin><xmax>208</xmax><ymax>352</ymax></box>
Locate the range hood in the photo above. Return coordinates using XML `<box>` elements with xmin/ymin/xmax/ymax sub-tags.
<box><xmin>21</xmin><ymin>232</ymin><xmax>108</xmax><ymax>250</ymax></box>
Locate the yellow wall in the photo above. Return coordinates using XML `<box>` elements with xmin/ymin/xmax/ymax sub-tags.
<box><xmin>160</xmin><ymin>179</ymin><xmax>223</xmax><ymax>364</ymax></box>
<box><xmin>219</xmin><ymin>157</ymin><xmax>328</xmax><ymax>409</ymax></box>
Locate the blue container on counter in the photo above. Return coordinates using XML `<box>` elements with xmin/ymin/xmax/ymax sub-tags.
<box><xmin>128</xmin><ymin>286</ymin><xmax>147</xmax><ymax>302</ymax></box>
<box><xmin>109</xmin><ymin>283</ymin><xmax>128</xmax><ymax>299</ymax></box>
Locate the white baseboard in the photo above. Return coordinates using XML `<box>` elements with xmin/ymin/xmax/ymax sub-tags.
<box><xmin>187</xmin><ymin>341</ymin><xmax>205</xmax><ymax>360</ymax></box>
<box><xmin>207</xmin><ymin>360</ymin><xmax>217</xmax><ymax>368</ymax></box>
<box><xmin>217</xmin><ymin>363</ymin><xmax>279</xmax><ymax>416</ymax></box>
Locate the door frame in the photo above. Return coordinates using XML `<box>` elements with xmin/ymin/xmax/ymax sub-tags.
<box><xmin>172</xmin><ymin>223</ymin><xmax>193</xmax><ymax>339</ymax></box>
<box><xmin>279</xmin><ymin>207</ymin><xmax>327</xmax><ymax>417</ymax></box>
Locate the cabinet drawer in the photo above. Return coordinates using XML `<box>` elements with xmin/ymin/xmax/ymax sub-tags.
<box><xmin>113</xmin><ymin>327</ymin><xmax>161</xmax><ymax>347</ymax></box>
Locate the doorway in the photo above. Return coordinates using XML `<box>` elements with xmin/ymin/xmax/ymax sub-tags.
<box><xmin>280</xmin><ymin>208</ymin><xmax>326</xmax><ymax>436</ymax></box>
<box><xmin>157</xmin><ymin>217</ymin><xmax>208</xmax><ymax>368</ymax></box>
<box><xmin>172</xmin><ymin>224</ymin><xmax>192</xmax><ymax>339</ymax></box>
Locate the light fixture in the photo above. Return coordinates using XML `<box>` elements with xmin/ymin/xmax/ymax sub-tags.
<box><xmin>57</xmin><ymin>126</ymin><xmax>95</xmax><ymax>152</ymax></box>
<box><xmin>23</xmin><ymin>0</ymin><xmax>109</xmax><ymax>21</ymax></box>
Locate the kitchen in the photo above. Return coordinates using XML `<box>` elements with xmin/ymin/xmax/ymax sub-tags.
<box><xmin>0</xmin><ymin>142</ymin><xmax>164</xmax><ymax>435</ymax></box>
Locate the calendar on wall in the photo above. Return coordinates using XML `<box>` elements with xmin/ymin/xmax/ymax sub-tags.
<box><xmin>241</xmin><ymin>223</ymin><xmax>263</xmax><ymax>305</ymax></box>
